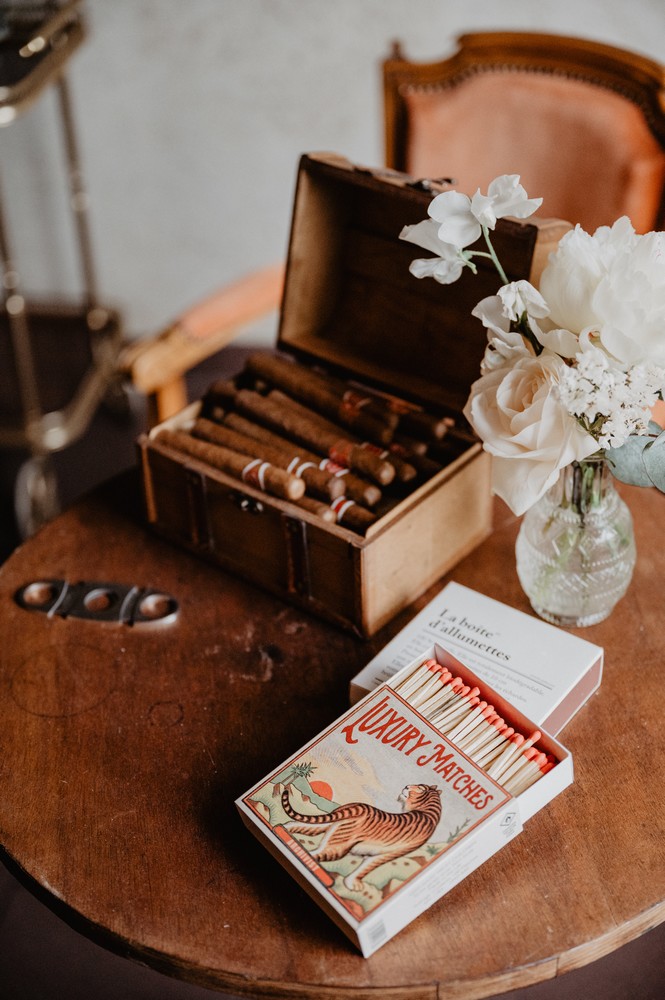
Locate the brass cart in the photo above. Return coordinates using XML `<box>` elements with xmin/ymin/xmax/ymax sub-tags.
<box><xmin>0</xmin><ymin>0</ymin><xmax>122</xmax><ymax>535</ymax></box>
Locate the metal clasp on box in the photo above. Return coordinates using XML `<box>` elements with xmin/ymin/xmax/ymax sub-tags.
<box><xmin>230</xmin><ymin>490</ymin><xmax>264</xmax><ymax>515</ymax></box>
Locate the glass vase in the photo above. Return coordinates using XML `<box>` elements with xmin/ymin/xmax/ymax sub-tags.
<box><xmin>515</xmin><ymin>457</ymin><xmax>636</xmax><ymax>627</ymax></box>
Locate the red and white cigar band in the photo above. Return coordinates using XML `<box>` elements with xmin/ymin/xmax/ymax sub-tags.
<box><xmin>241</xmin><ymin>459</ymin><xmax>270</xmax><ymax>490</ymax></box>
<box><xmin>341</xmin><ymin>389</ymin><xmax>372</xmax><ymax>414</ymax></box>
<box><xmin>287</xmin><ymin>458</ymin><xmax>317</xmax><ymax>478</ymax></box>
<box><xmin>329</xmin><ymin>440</ymin><xmax>355</xmax><ymax>466</ymax></box>
<box><xmin>318</xmin><ymin>458</ymin><xmax>349</xmax><ymax>477</ymax></box>
<box><xmin>330</xmin><ymin>497</ymin><xmax>356</xmax><ymax>521</ymax></box>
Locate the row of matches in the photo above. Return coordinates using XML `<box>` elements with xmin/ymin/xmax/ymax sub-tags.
<box><xmin>154</xmin><ymin>352</ymin><xmax>474</xmax><ymax>535</ymax></box>
<box><xmin>393</xmin><ymin>658</ymin><xmax>556</xmax><ymax>797</ymax></box>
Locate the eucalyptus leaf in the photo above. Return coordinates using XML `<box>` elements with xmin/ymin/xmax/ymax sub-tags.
<box><xmin>606</xmin><ymin>435</ymin><xmax>655</xmax><ymax>487</ymax></box>
<box><xmin>642</xmin><ymin>428</ymin><xmax>665</xmax><ymax>492</ymax></box>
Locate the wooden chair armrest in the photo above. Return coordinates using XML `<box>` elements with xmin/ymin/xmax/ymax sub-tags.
<box><xmin>120</xmin><ymin>262</ymin><xmax>284</xmax><ymax>422</ymax></box>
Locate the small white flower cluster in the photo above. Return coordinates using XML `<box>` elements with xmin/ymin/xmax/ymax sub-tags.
<box><xmin>557</xmin><ymin>350</ymin><xmax>665</xmax><ymax>450</ymax></box>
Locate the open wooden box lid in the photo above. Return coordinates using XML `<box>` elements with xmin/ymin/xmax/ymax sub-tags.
<box><xmin>278</xmin><ymin>152</ymin><xmax>570</xmax><ymax>415</ymax></box>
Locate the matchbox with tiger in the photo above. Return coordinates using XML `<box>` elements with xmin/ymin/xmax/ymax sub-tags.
<box><xmin>236</xmin><ymin>641</ymin><xmax>572</xmax><ymax>957</ymax></box>
<box><xmin>138</xmin><ymin>152</ymin><xmax>570</xmax><ymax>636</ymax></box>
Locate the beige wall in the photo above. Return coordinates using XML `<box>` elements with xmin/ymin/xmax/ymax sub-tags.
<box><xmin>4</xmin><ymin>0</ymin><xmax>665</xmax><ymax>343</ymax></box>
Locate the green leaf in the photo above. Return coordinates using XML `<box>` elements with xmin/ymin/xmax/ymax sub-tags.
<box><xmin>606</xmin><ymin>435</ymin><xmax>655</xmax><ymax>487</ymax></box>
<box><xmin>642</xmin><ymin>428</ymin><xmax>665</xmax><ymax>492</ymax></box>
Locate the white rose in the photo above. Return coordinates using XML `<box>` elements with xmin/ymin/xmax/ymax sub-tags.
<box><xmin>463</xmin><ymin>354</ymin><xmax>597</xmax><ymax>516</ymax></box>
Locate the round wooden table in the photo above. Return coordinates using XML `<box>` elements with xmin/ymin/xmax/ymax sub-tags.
<box><xmin>0</xmin><ymin>472</ymin><xmax>663</xmax><ymax>999</ymax></box>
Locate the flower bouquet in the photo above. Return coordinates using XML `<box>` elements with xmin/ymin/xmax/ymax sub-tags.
<box><xmin>400</xmin><ymin>176</ymin><xmax>665</xmax><ymax>625</ymax></box>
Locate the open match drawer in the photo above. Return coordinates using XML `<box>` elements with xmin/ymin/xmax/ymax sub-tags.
<box><xmin>138</xmin><ymin>152</ymin><xmax>571</xmax><ymax>636</ymax></box>
<box><xmin>236</xmin><ymin>641</ymin><xmax>573</xmax><ymax>957</ymax></box>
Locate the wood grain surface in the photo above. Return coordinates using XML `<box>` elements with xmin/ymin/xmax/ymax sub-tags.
<box><xmin>0</xmin><ymin>471</ymin><xmax>663</xmax><ymax>999</ymax></box>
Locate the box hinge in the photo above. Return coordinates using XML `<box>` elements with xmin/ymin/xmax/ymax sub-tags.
<box><xmin>185</xmin><ymin>467</ymin><xmax>212</xmax><ymax>550</ymax></box>
<box><xmin>283</xmin><ymin>515</ymin><xmax>312</xmax><ymax>600</ymax></box>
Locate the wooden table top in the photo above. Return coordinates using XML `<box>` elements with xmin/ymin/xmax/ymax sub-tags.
<box><xmin>0</xmin><ymin>471</ymin><xmax>663</xmax><ymax>999</ymax></box>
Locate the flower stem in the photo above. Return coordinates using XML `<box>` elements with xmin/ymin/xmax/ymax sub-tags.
<box><xmin>481</xmin><ymin>226</ymin><xmax>510</xmax><ymax>285</ymax></box>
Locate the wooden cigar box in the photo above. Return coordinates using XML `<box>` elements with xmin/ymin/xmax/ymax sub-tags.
<box><xmin>138</xmin><ymin>152</ymin><xmax>570</xmax><ymax>637</ymax></box>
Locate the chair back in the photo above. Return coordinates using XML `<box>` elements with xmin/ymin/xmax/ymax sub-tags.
<box><xmin>383</xmin><ymin>32</ymin><xmax>665</xmax><ymax>233</ymax></box>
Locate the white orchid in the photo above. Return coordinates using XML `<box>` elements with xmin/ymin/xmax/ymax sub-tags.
<box><xmin>399</xmin><ymin>219</ymin><xmax>467</xmax><ymax>284</ymax></box>
<box><xmin>497</xmin><ymin>280</ymin><xmax>549</xmax><ymax>324</ymax></box>
<box><xmin>472</xmin><ymin>294</ymin><xmax>536</xmax><ymax>374</ymax></box>
<box><xmin>428</xmin><ymin>175</ymin><xmax>543</xmax><ymax>248</ymax></box>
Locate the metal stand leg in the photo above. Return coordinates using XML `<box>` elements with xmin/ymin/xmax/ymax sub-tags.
<box><xmin>0</xmin><ymin>166</ymin><xmax>61</xmax><ymax>536</ymax></box>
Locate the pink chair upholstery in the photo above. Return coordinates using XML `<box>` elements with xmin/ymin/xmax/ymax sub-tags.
<box><xmin>384</xmin><ymin>32</ymin><xmax>665</xmax><ymax>234</ymax></box>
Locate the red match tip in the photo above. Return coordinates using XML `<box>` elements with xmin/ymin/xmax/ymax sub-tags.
<box><xmin>540</xmin><ymin>761</ymin><xmax>555</xmax><ymax>775</ymax></box>
<box><xmin>450</xmin><ymin>677</ymin><xmax>464</xmax><ymax>691</ymax></box>
<box><xmin>469</xmin><ymin>686</ymin><xmax>481</xmax><ymax>699</ymax></box>
<box><xmin>529</xmin><ymin>730</ymin><xmax>542</xmax><ymax>743</ymax></box>
<box><xmin>511</xmin><ymin>733</ymin><xmax>525</xmax><ymax>746</ymax></box>
<box><xmin>522</xmin><ymin>747</ymin><xmax>538</xmax><ymax>761</ymax></box>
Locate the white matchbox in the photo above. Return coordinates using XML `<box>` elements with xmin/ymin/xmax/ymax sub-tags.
<box><xmin>236</xmin><ymin>641</ymin><xmax>572</xmax><ymax>957</ymax></box>
<box><xmin>350</xmin><ymin>582</ymin><xmax>604</xmax><ymax>735</ymax></box>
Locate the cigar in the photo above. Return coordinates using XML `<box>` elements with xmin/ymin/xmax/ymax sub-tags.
<box><xmin>156</xmin><ymin>428</ymin><xmax>305</xmax><ymax>502</ymax></box>
<box><xmin>245</xmin><ymin>353</ymin><xmax>398</xmax><ymax>445</ymax></box>
<box><xmin>388</xmin><ymin>439</ymin><xmax>444</xmax><ymax>479</ymax></box>
<box><xmin>357</xmin><ymin>441</ymin><xmax>417</xmax><ymax>484</ymax></box>
<box><xmin>191</xmin><ymin>417</ymin><xmax>344</xmax><ymax>502</ymax></box>
<box><xmin>232</xmin><ymin>388</ymin><xmax>395</xmax><ymax>487</ymax></box>
<box><xmin>329</xmin><ymin>496</ymin><xmax>376</xmax><ymax>533</ymax></box>
<box><xmin>222</xmin><ymin>413</ymin><xmax>382</xmax><ymax>509</ymax></box>
<box><xmin>396</xmin><ymin>407</ymin><xmax>453</xmax><ymax>441</ymax></box>
<box><xmin>294</xmin><ymin>495</ymin><xmax>337</xmax><ymax>523</ymax></box>
<box><xmin>391</xmin><ymin>433</ymin><xmax>429</xmax><ymax>457</ymax></box>
<box><xmin>269</xmin><ymin>390</ymin><xmax>416</xmax><ymax>485</ymax></box>
<box><xmin>345</xmin><ymin>383</ymin><xmax>454</xmax><ymax>441</ymax></box>
<box><xmin>202</xmin><ymin>379</ymin><xmax>239</xmax><ymax>413</ymax></box>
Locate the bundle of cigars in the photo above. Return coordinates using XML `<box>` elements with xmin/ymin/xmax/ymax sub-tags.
<box><xmin>155</xmin><ymin>352</ymin><xmax>477</xmax><ymax>535</ymax></box>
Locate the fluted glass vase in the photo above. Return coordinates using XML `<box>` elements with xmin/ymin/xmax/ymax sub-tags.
<box><xmin>515</xmin><ymin>457</ymin><xmax>636</xmax><ymax>627</ymax></box>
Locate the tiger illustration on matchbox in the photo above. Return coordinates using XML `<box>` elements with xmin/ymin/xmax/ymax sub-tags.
<box><xmin>281</xmin><ymin>783</ymin><xmax>443</xmax><ymax>891</ymax></box>
<box><xmin>240</xmin><ymin>686</ymin><xmax>511</xmax><ymax>917</ymax></box>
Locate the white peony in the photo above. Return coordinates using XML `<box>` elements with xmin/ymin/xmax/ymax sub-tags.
<box><xmin>539</xmin><ymin>219</ymin><xmax>665</xmax><ymax>367</ymax></box>
<box><xmin>463</xmin><ymin>354</ymin><xmax>598</xmax><ymax>516</ymax></box>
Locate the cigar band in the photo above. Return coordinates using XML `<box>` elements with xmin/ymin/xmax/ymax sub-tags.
<box><xmin>287</xmin><ymin>458</ymin><xmax>317</xmax><ymax>478</ymax></box>
<box><xmin>242</xmin><ymin>458</ymin><xmax>270</xmax><ymax>491</ymax></box>
<box><xmin>341</xmin><ymin>389</ymin><xmax>371</xmax><ymax>413</ymax></box>
<box><xmin>329</xmin><ymin>440</ymin><xmax>354</xmax><ymax>466</ymax></box>
<box><xmin>318</xmin><ymin>458</ymin><xmax>348</xmax><ymax>477</ymax></box>
<box><xmin>330</xmin><ymin>497</ymin><xmax>356</xmax><ymax>521</ymax></box>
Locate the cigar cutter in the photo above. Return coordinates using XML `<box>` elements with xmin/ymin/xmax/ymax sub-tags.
<box><xmin>14</xmin><ymin>579</ymin><xmax>179</xmax><ymax>626</ymax></box>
